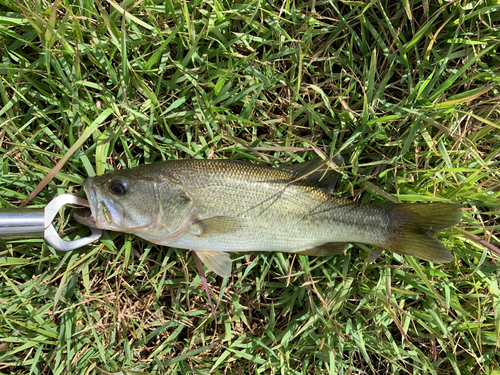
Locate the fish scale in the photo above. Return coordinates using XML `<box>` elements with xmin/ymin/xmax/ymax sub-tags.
<box><xmin>163</xmin><ymin>160</ymin><xmax>387</xmax><ymax>251</ymax></box>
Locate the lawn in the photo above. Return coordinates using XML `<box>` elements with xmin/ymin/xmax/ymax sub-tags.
<box><xmin>0</xmin><ymin>0</ymin><xmax>499</xmax><ymax>374</ymax></box>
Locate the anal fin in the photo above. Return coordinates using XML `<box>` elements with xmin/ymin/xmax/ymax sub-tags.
<box><xmin>295</xmin><ymin>242</ymin><xmax>348</xmax><ymax>256</ymax></box>
<box><xmin>193</xmin><ymin>250</ymin><xmax>232</xmax><ymax>278</ymax></box>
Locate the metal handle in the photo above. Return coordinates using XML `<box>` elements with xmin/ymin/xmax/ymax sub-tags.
<box><xmin>0</xmin><ymin>208</ymin><xmax>45</xmax><ymax>238</ymax></box>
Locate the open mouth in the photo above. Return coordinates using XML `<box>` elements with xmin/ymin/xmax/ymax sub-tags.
<box><xmin>73</xmin><ymin>206</ymin><xmax>96</xmax><ymax>227</ymax></box>
<box><xmin>74</xmin><ymin>178</ymin><xmax>98</xmax><ymax>228</ymax></box>
<box><xmin>74</xmin><ymin>177</ymin><xmax>124</xmax><ymax>230</ymax></box>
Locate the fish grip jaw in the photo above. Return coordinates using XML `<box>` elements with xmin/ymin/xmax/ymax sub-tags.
<box><xmin>43</xmin><ymin>194</ymin><xmax>102</xmax><ymax>251</ymax></box>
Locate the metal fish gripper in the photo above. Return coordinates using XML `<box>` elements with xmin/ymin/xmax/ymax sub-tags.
<box><xmin>0</xmin><ymin>194</ymin><xmax>101</xmax><ymax>251</ymax></box>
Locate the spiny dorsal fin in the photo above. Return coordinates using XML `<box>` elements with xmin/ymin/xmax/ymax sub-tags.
<box><xmin>193</xmin><ymin>250</ymin><xmax>232</xmax><ymax>278</ymax></box>
<box><xmin>279</xmin><ymin>155</ymin><xmax>344</xmax><ymax>193</ymax></box>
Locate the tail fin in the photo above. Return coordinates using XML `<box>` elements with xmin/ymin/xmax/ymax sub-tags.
<box><xmin>386</xmin><ymin>204</ymin><xmax>462</xmax><ymax>263</ymax></box>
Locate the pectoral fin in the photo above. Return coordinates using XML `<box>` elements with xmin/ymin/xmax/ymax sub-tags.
<box><xmin>193</xmin><ymin>250</ymin><xmax>232</xmax><ymax>278</ymax></box>
<box><xmin>195</xmin><ymin>216</ymin><xmax>243</xmax><ymax>237</ymax></box>
<box><xmin>296</xmin><ymin>242</ymin><xmax>348</xmax><ymax>256</ymax></box>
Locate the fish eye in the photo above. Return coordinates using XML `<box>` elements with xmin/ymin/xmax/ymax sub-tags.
<box><xmin>110</xmin><ymin>178</ymin><xmax>128</xmax><ymax>195</ymax></box>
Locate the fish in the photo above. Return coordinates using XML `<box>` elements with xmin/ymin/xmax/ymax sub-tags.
<box><xmin>75</xmin><ymin>158</ymin><xmax>462</xmax><ymax>277</ymax></box>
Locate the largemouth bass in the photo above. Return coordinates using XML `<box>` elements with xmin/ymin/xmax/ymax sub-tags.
<box><xmin>75</xmin><ymin>159</ymin><xmax>462</xmax><ymax>277</ymax></box>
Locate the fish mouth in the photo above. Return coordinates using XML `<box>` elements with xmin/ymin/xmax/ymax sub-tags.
<box><xmin>74</xmin><ymin>177</ymin><xmax>124</xmax><ymax>230</ymax></box>
<box><xmin>73</xmin><ymin>206</ymin><xmax>96</xmax><ymax>227</ymax></box>
<box><xmin>74</xmin><ymin>178</ymin><xmax>98</xmax><ymax>227</ymax></box>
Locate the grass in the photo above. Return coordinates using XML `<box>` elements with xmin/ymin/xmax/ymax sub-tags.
<box><xmin>0</xmin><ymin>0</ymin><xmax>499</xmax><ymax>374</ymax></box>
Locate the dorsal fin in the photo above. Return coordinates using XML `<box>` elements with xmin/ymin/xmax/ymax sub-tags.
<box><xmin>279</xmin><ymin>155</ymin><xmax>343</xmax><ymax>193</ymax></box>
